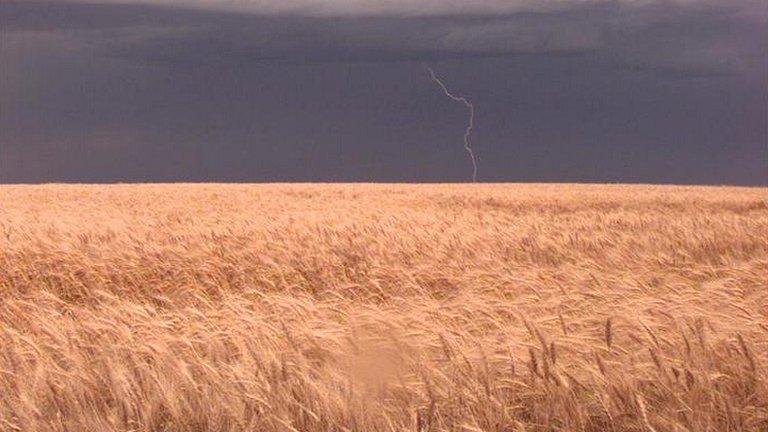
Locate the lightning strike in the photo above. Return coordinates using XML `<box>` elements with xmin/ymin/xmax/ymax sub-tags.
<box><xmin>426</xmin><ymin>66</ymin><xmax>478</xmax><ymax>182</ymax></box>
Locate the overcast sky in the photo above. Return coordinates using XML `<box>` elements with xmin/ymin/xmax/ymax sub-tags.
<box><xmin>1</xmin><ymin>0</ymin><xmax>766</xmax><ymax>184</ymax></box>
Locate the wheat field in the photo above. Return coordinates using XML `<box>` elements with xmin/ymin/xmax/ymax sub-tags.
<box><xmin>0</xmin><ymin>183</ymin><xmax>766</xmax><ymax>432</ymax></box>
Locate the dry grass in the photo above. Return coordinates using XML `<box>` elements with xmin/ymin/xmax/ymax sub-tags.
<box><xmin>0</xmin><ymin>183</ymin><xmax>766</xmax><ymax>432</ymax></box>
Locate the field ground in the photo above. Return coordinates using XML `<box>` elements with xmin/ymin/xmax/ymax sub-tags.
<box><xmin>0</xmin><ymin>183</ymin><xmax>766</xmax><ymax>431</ymax></box>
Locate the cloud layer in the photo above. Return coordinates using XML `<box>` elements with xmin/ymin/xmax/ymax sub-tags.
<box><xmin>3</xmin><ymin>0</ymin><xmax>763</xmax><ymax>70</ymax></box>
<box><xmin>52</xmin><ymin>0</ymin><xmax>766</xmax><ymax>16</ymax></box>
<box><xmin>1</xmin><ymin>0</ymin><xmax>766</xmax><ymax>183</ymax></box>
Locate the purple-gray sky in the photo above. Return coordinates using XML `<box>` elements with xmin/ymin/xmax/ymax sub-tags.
<box><xmin>1</xmin><ymin>0</ymin><xmax>766</xmax><ymax>184</ymax></box>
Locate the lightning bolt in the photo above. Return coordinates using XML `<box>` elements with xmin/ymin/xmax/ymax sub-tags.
<box><xmin>426</xmin><ymin>66</ymin><xmax>478</xmax><ymax>182</ymax></box>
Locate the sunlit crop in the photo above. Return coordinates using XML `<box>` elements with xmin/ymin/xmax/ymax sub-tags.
<box><xmin>1</xmin><ymin>184</ymin><xmax>766</xmax><ymax>431</ymax></box>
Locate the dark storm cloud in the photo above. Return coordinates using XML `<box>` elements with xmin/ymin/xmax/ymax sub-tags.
<box><xmin>2</xmin><ymin>0</ymin><xmax>763</xmax><ymax>66</ymax></box>
<box><xmin>1</xmin><ymin>0</ymin><xmax>766</xmax><ymax>184</ymax></box>
<box><xmin>13</xmin><ymin>0</ymin><xmax>766</xmax><ymax>17</ymax></box>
